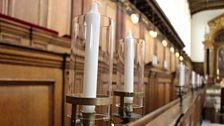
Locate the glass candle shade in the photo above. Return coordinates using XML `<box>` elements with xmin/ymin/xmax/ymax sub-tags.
<box><xmin>178</xmin><ymin>63</ymin><xmax>185</xmax><ymax>87</ymax></box>
<box><xmin>116</xmin><ymin>38</ymin><xmax>145</xmax><ymax>109</ymax></box>
<box><xmin>185</xmin><ymin>67</ymin><xmax>190</xmax><ymax>87</ymax></box>
<box><xmin>191</xmin><ymin>71</ymin><xmax>196</xmax><ymax>89</ymax></box>
<box><xmin>69</xmin><ymin>14</ymin><xmax>114</xmax><ymax>125</ymax></box>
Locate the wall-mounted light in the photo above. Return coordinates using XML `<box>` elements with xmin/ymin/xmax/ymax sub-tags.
<box><xmin>179</xmin><ymin>56</ymin><xmax>183</xmax><ymax>61</ymax></box>
<box><xmin>131</xmin><ymin>13</ymin><xmax>139</xmax><ymax>24</ymax></box>
<box><xmin>170</xmin><ymin>47</ymin><xmax>174</xmax><ymax>53</ymax></box>
<box><xmin>175</xmin><ymin>52</ymin><xmax>179</xmax><ymax>57</ymax></box>
<box><xmin>149</xmin><ymin>30</ymin><xmax>157</xmax><ymax>38</ymax></box>
<box><xmin>162</xmin><ymin>39</ymin><xmax>167</xmax><ymax>47</ymax></box>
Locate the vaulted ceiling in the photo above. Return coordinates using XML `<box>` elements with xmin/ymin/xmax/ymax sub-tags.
<box><xmin>188</xmin><ymin>0</ymin><xmax>224</xmax><ymax>15</ymax></box>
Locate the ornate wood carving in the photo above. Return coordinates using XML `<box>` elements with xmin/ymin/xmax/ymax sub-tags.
<box><xmin>215</xmin><ymin>29</ymin><xmax>224</xmax><ymax>42</ymax></box>
<box><xmin>204</xmin><ymin>13</ymin><xmax>224</xmax><ymax>79</ymax></box>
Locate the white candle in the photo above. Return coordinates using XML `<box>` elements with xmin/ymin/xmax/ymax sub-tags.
<box><xmin>82</xmin><ymin>2</ymin><xmax>101</xmax><ymax>113</ymax></box>
<box><xmin>217</xmin><ymin>69</ymin><xmax>220</xmax><ymax>75</ymax></box>
<box><xmin>191</xmin><ymin>71</ymin><xmax>195</xmax><ymax>88</ymax></box>
<box><xmin>197</xmin><ymin>74</ymin><xmax>200</xmax><ymax>87</ymax></box>
<box><xmin>163</xmin><ymin>60</ymin><xmax>168</xmax><ymax>69</ymax></box>
<box><xmin>179</xmin><ymin>63</ymin><xmax>185</xmax><ymax>86</ymax></box>
<box><xmin>152</xmin><ymin>55</ymin><xmax>158</xmax><ymax>66</ymax></box>
<box><xmin>124</xmin><ymin>31</ymin><xmax>135</xmax><ymax>103</ymax></box>
<box><xmin>200</xmin><ymin>76</ymin><xmax>202</xmax><ymax>86</ymax></box>
<box><xmin>204</xmin><ymin>75</ymin><xmax>208</xmax><ymax>83</ymax></box>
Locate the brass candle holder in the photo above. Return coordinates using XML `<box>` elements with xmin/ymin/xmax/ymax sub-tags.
<box><xmin>113</xmin><ymin>90</ymin><xmax>144</xmax><ymax>123</ymax></box>
<box><xmin>66</xmin><ymin>94</ymin><xmax>112</xmax><ymax>126</ymax></box>
<box><xmin>69</xmin><ymin>5</ymin><xmax>115</xmax><ymax>126</ymax></box>
<box><xmin>175</xmin><ymin>85</ymin><xmax>186</xmax><ymax>107</ymax></box>
<box><xmin>114</xmin><ymin>37</ymin><xmax>145</xmax><ymax>124</ymax></box>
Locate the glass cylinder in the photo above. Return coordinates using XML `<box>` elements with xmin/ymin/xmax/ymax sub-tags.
<box><xmin>185</xmin><ymin>66</ymin><xmax>190</xmax><ymax>86</ymax></box>
<box><xmin>191</xmin><ymin>71</ymin><xmax>196</xmax><ymax>89</ymax></box>
<box><xmin>69</xmin><ymin>14</ymin><xmax>114</xmax><ymax>125</ymax></box>
<box><xmin>116</xmin><ymin>38</ymin><xmax>145</xmax><ymax>110</ymax></box>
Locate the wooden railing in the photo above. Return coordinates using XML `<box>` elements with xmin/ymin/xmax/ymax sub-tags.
<box><xmin>129</xmin><ymin>89</ymin><xmax>205</xmax><ymax>126</ymax></box>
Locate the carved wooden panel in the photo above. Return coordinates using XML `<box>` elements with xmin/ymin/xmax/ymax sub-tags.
<box><xmin>157</xmin><ymin>40</ymin><xmax>163</xmax><ymax>68</ymax></box>
<box><xmin>144</xmin><ymin>69</ymin><xmax>174</xmax><ymax>114</ymax></box>
<box><xmin>48</xmin><ymin>0</ymin><xmax>71</xmax><ymax>35</ymax></box>
<box><xmin>145</xmin><ymin>72</ymin><xmax>157</xmax><ymax>113</ymax></box>
<box><xmin>133</xmin><ymin>23</ymin><xmax>140</xmax><ymax>39</ymax></box>
<box><xmin>98</xmin><ymin>0</ymin><xmax>106</xmax><ymax>15</ymax></box>
<box><xmin>71</xmin><ymin>0</ymin><xmax>82</xmax><ymax>17</ymax></box>
<box><xmin>106</xmin><ymin>2</ymin><xmax>116</xmax><ymax>52</ymax></box>
<box><xmin>0</xmin><ymin>42</ymin><xmax>66</xmax><ymax>126</ymax></box>
<box><xmin>165</xmin><ymin>83</ymin><xmax>171</xmax><ymax>104</ymax></box>
<box><xmin>176</xmin><ymin>56</ymin><xmax>179</xmax><ymax>70</ymax></box>
<box><xmin>165</xmin><ymin>48</ymin><xmax>170</xmax><ymax>71</ymax></box>
<box><xmin>11</xmin><ymin>0</ymin><xmax>40</xmax><ymax>24</ymax></box>
<box><xmin>124</xmin><ymin>14</ymin><xmax>133</xmax><ymax>36</ymax></box>
<box><xmin>8</xmin><ymin>0</ymin><xmax>48</xmax><ymax>26</ymax></box>
<box><xmin>98</xmin><ymin>0</ymin><xmax>116</xmax><ymax>52</ymax></box>
<box><xmin>3</xmin><ymin>0</ymin><xmax>72</xmax><ymax>35</ymax></box>
<box><xmin>83</xmin><ymin>0</ymin><xmax>92</xmax><ymax>14</ymax></box>
<box><xmin>0</xmin><ymin>80</ymin><xmax>54</xmax><ymax>126</ymax></box>
<box><xmin>0</xmin><ymin>0</ymin><xmax>3</xmax><ymax>13</ymax></box>
<box><xmin>171</xmin><ymin>53</ymin><xmax>176</xmax><ymax>72</ymax></box>
<box><xmin>158</xmin><ymin>83</ymin><xmax>165</xmax><ymax>107</ymax></box>
<box><xmin>124</xmin><ymin>13</ymin><xmax>140</xmax><ymax>38</ymax></box>
<box><xmin>115</xmin><ymin>4</ymin><xmax>125</xmax><ymax>51</ymax></box>
<box><xmin>144</xmin><ymin>29</ymin><xmax>154</xmax><ymax>64</ymax></box>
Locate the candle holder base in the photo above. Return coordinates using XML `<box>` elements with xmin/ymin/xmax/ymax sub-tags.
<box><xmin>175</xmin><ymin>85</ymin><xmax>186</xmax><ymax>107</ymax></box>
<box><xmin>113</xmin><ymin>91</ymin><xmax>144</xmax><ymax>124</ymax></box>
<box><xmin>66</xmin><ymin>94</ymin><xmax>112</xmax><ymax>126</ymax></box>
<box><xmin>82</xmin><ymin>112</ymin><xmax>95</xmax><ymax>126</ymax></box>
<box><xmin>113</xmin><ymin>112</ymin><xmax>142</xmax><ymax>124</ymax></box>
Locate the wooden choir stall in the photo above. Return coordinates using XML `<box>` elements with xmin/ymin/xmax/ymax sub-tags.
<box><xmin>0</xmin><ymin>0</ymin><xmax>206</xmax><ymax>126</ymax></box>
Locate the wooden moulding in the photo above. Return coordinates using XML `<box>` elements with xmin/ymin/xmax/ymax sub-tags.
<box><xmin>0</xmin><ymin>41</ymin><xmax>67</xmax><ymax>68</ymax></box>
<box><xmin>0</xmin><ymin>14</ymin><xmax>71</xmax><ymax>53</ymax></box>
<box><xmin>129</xmin><ymin>97</ymin><xmax>180</xmax><ymax>126</ymax></box>
<box><xmin>129</xmin><ymin>91</ymin><xmax>204</xmax><ymax>126</ymax></box>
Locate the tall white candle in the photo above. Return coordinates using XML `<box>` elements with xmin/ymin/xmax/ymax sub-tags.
<box><xmin>197</xmin><ymin>74</ymin><xmax>200</xmax><ymax>87</ymax></box>
<box><xmin>82</xmin><ymin>2</ymin><xmax>101</xmax><ymax>113</ymax></box>
<box><xmin>179</xmin><ymin>63</ymin><xmax>185</xmax><ymax>86</ymax></box>
<box><xmin>124</xmin><ymin>31</ymin><xmax>135</xmax><ymax>103</ymax></box>
<box><xmin>191</xmin><ymin>71</ymin><xmax>195</xmax><ymax>88</ymax></box>
<box><xmin>200</xmin><ymin>76</ymin><xmax>203</xmax><ymax>86</ymax></box>
<box><xmin>152</xmin><ymin>55</ymin><xmax>158</xmax><ymax>66</ymax></box>
<box><xmin>163</xmin><ymin>60</ymin><xmax>168</xmax><ymax>69</ymax></box>
<box><xmin>204</xmin><ymin>75</ymin><xmax>208</xmax><ymax>83</ymax></box>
